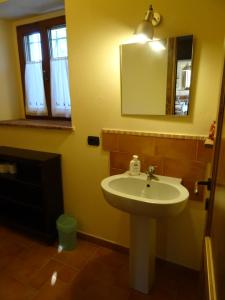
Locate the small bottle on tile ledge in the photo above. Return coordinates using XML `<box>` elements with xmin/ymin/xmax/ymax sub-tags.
<box><xmin>205</xmin><ymin>121</ymin><xmax>216</xmax><ymax>147</ymax></box>
<box><xmin>208</xmin><ymin>120</ymin><xmax>216</xmax><ymax>141</ymax></box>
<box><xmin>129</xmin><ymin>155</ymin><xmax>141</xmax><ymax>176</ymax></box>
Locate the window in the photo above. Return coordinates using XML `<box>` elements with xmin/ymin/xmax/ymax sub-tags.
<box><xmin>17</xmin><ymin>16</ymin><xmax>71</xmax><ymax>120</ymax></box>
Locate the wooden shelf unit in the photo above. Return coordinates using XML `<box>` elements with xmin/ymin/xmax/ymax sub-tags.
<box><xmin>0</xmin><ymin>146</ymin><xmax>63</xmax><ymax>243</ymax></box>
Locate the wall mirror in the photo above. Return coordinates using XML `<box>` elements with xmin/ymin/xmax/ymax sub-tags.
<box><xmin>120</xmin><ymin>35</ymin><xmax>193</xmax><ymax>116</ymax></box>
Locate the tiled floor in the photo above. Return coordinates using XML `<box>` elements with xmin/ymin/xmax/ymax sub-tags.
<box><xmin>0</xmin><ymin>226</ymin><xmax>199</xmax><ymax>300</ymax></box>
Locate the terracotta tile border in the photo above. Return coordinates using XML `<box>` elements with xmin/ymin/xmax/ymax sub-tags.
<box><xmin>102</xmin><ymin>128</ymin><xmax>207</xmax><ymax>140</ymax></box>
<box><xmin>102</xmin><ymin>129</ymin><xmax>214</xmax><ymax>202</ymax></box>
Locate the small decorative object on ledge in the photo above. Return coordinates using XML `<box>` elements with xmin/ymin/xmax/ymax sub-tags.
<box><xmin>205</xmin><ymin>121</ymin><xmax>216</xmax><ymax>147</ymax></box>
<box><xmin>208</xmin><ymin>121</ymin><xmax>216</xmax><ymax>141</ymax></box>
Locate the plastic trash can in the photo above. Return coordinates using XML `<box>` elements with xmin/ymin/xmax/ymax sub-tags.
<box><xmin>56</xmin><ymin>214</ymin><xmax>77</xmax><ymax>251</ymax></box>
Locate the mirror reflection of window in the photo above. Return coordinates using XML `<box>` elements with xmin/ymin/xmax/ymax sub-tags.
<box><xmin>174</xmin><ymin>35</ymin><xmax>193</xmax><ymax>116</ymax></box>
<box><xmin>175</xmin><ymin>60</ymin><xmax>192</xmax><ymax>115</ymax></box>
<box><xmin>182</xmin><ymin>63</ymin><xmax>191</xmax><ymax>89</ymax></box>
<box><xmin>176</xmin><ymin>60</ymin><xmax>192</xmax><ymax>90</ymax></box>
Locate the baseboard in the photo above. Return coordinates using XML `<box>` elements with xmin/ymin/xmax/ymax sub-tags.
<box><xmin>156</xmin><ymin>254</ymin><xmax>199</xmax><ymax>272</ymax></box>
<box><xmin>77</xmin><ymin>230</ymin><xmax>129</xmax><ymax>254</ymax></box>
<box><xmin>77</xmin><ymin>230</ymin><xmax>200</xmax><ymax>272</ymax></box>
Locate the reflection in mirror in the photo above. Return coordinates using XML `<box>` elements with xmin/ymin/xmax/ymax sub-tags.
<box><xmin>120</xmin><ymin>35</ymin><xmax>193</xmax><ymax>116</ymax></box>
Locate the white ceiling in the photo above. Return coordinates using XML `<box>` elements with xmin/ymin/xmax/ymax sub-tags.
<box><xmin>0</xmin><ymin>0</ymin><xmax>64</xmax><ymax>19</ymax></box>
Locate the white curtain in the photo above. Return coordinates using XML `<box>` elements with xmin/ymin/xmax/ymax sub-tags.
<box><xmin>184</xmin><ymin>70</ymin><xmax>191</xmax><ymax>89</ymax></box>
<box><xmin>25</xmin><ymin>62</ymin><xmax>47</xmax><ymax>115</ymax></box>
<box><xmin>50</xmin><ymin>58</ymin><xmax>71</xmax><ymax>117</ymax></box>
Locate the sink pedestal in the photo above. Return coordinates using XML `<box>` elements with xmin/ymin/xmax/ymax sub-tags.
<box><xmin>130</xmin><ymin>215</ymin><xmax>156</xmax><ymax>294</ymax></box>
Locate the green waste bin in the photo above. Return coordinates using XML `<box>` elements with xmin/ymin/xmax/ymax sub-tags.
<box><xmin>56</xmin><ymin>214</ymin><xmax>77</xmax><ymax>251</ymax></box>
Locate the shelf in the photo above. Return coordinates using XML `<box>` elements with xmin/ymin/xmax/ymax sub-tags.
<box><xmin>0</xmin><ymin>146</ymin><xmax>63</xmax><ymax>243</ymax></box>
<box><xmin>0</xmin><ymin>173</ymin><xmax>41</xmax><ymax>187</ymax></box>
<box><xmin>0</xmin><ymin>214</ymin><xmax>44</xmax><ymax>233</ymax></box>
<box><xmin>0</xmin><ymin>195</ymin><xmax>42</xmax><ymax>211</ymax></box>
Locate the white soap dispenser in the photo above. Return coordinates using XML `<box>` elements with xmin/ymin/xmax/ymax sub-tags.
<box><xmin>129</xmin><ymin>155</ymin><xmax>141</xmax><ymax>176</ymax></box>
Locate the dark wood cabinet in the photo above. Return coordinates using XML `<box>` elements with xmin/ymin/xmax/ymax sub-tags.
<box><xmin>0</xmin><ymin>146</ymin><xmax>63</xmax><ymax>243</ymax></box>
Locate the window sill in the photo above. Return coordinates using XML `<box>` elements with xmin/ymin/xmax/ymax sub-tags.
<box><xmin>0</xmin><ymin>119</ymin><xmax>74</xmax><ymax>131</ymax></box>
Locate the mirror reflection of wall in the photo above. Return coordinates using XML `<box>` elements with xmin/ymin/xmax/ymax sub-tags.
<box><xmin>120</xmin><ymin>35</ymin><xmax>193</xmax><ymax>116</ymax></box>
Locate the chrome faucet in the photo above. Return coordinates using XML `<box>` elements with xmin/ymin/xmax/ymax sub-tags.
<box><xmin>146</xmin><ymin>166</ymin><xmax>158</xmax><ymax>186</ymax></box>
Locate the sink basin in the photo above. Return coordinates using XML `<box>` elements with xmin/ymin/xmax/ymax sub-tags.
<box><xmin>101</xmin><ymin>172</ymin><xmax>189</xmax><ymax>218</ymax></box>
<box><xmin>101</xmin><ymin>172</ymin><xmax>189</xmax><ymax>294</ymax></box>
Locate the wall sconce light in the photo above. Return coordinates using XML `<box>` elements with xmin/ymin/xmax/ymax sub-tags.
<box><xmin>149</xmin><ymin>39</ymin><xmax>166</xmax><ymax>52</ymax></box>
<box><xmin>135</xmin><ymin>5</ymin><xmax>161</xmax><ymax>42</ymax></box>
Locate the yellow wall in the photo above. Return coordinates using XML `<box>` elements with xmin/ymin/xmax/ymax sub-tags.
<box><xmin>0</xmin><ymin>0</ymin><xmax>225</xmax><ymax>269</ymax></box>
<box><xmin>0</xmin><ymin>20</ymin><xmax>21</xmax><ymax>120</ymax></box>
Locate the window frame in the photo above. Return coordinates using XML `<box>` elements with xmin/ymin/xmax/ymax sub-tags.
<box><xmin>17</xmin><ymin>16</ymin><xmax>71</xmax><ymax>121</ymax></box>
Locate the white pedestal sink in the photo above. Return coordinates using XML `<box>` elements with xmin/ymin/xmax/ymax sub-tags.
<box><xmin>101</xmin><ymin>172</ymin><xmax>189</xmax><ymax>294</ymax></box>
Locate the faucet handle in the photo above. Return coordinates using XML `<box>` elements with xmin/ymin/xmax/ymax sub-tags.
<box><xmin>148</xmin><ymin>165</ymin><xmax>157</xmax><ymax>173</ymax></box>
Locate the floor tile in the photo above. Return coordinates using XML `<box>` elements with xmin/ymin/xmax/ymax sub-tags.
<box><xmin>29</xmin><ymin>259</ymin><xmax>64</xmax><ymax>289</ymax></box>
<box><xmin>176</xmin><ymin>268</ymin><xmax>199</xmax><ymax>300</ymax></box>
<box><xmin>32</xmin><ymin>279</ymin><xmax>69</xmax><ymax>300</ymax></box>
<box><xmin>54</xmin><ymin>240</ymin><xmax>99</xmax><ymax>270</ymax></box>
<box><xmin>70</xmin><ymin>280</ymin><xmax>130</xmax><ymax>300</ymax></box>
<box><xmin>0</xmin><ymin>238</ymin><xmax>26</xmax><ymax>270</ymax></box>
<box><xmin>57</xmin><ymin>263</ymin><xmax>79</xmax><ymax>283</ymax></box>
<box><xmin>0</xmin><ymin>274</ymin><xmax>36</xmax><ymax>300</ymax></box>
<box><xmin>1</xmin><ymin>227</ymin><xmax>36</xmax><ymax>247</ymax></box>
<box><xmin>5</xmin><ymin>241</ymin><xmax>57</xmax><ymax>285</ymax></box>
<box><xmin>0</xmin><ymin>225</ymin><xmax>200</xmax><ymax>300</ymax></box>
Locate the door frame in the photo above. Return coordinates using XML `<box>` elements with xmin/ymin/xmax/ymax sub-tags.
<box><xmin>203</xmin><ymin>56</ymin><xmax>225</xmax><ymax>300</ymax></box>
<box><xmin>206</xmin><ymin>58</ymin><xmax>225</xmax><ymax>235</ymax></box>
<box><xmin>203</xmin><ymin>237</ymin><xmax>217</xmax><ymax>300</ymax></box>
